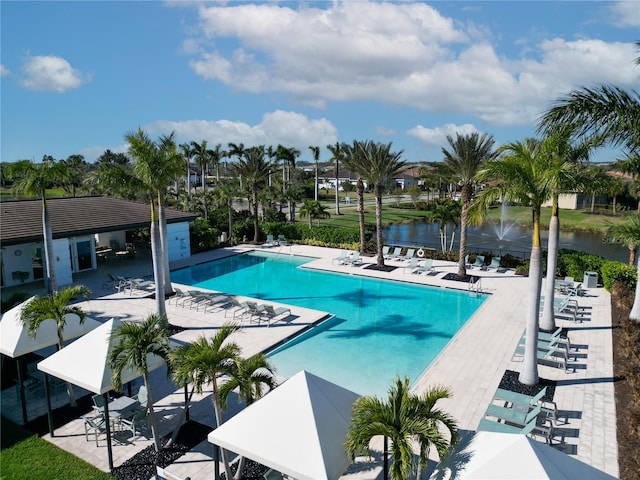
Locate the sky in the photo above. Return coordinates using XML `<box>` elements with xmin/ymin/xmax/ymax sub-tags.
<box><xmin>1</xmin><ymin>1</ymin><xmax>639</xmax><ymax>166</ymax></box>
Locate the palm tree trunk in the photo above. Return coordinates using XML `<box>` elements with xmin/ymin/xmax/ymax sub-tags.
<box><xmin>212</xmin><ymin>382</ymin><xmax>234</xmax><ymax>480</ymax></box>
<box><xmin>315</xmin><ymin>160</ymin><xmax>319</xmax><ymax>202</ymax></box>
<box><xmin>335</xmin><ymin>158</ymin><xmax>341</xmax><ymax>215</ymax></box>
<box><xmin>165</xmin><ymin>386</ymin><xmax>196</xmax><ymax>448</ymax></box>
<box><xmin>252</xmin><ymin>186</ymin><xmax>260</xmax><ymax>243</ymax></box>
<box><xmin>629</xmin><ymin>245</ymin><xmax>637</xmax><ymax>266</ymax></box>
<box><xmin>357</xmin><ymin>179</ymin><xmax>366</xmax><ymax>254</ymax></box>
<box><xmin>519</xmin><ymin>209</ymin><xmax>542</xmax><ymax>386</ymax></box>
<box><xmin>57</xmin><ymin>332</ymin><xmax>77</xmax><ymax>406</ymax></box>
<box><xmin>375</xmin><ymin>187</ymin><xmax>384</xmax><ymax>267</ymax></box>
<box><xmin>540</xmin><ymin>204</ymin><xmax>560</xmax><ymax>331</ymax></box>
<box><xmin>158</xmin><ymin>198</ymin><xmax>174</xmax><ymax>297</ymax></box>
<box><xmin>630</xmin><ymin>257</ymin><xmax>640</xmax><ymax>323</ymax></box>
<box><xmin>591</xmin><ymin>192</ymin><xmax>596</xmax><ymax>213</ymax></box>
<box><xmin>227</xmin><ymin>200</ymin><xmax>234</xmax><ymax>242</ymax></box>
<box><xmin>449</xmin><ymin>230</ymin><xmax>456</xmax><ymax>252</ymax></box>
<box><xmin>144</xmin><ymin>373</ymin><xmax>163</xmax><ymax>451</ymax></box>
<box><xmin>150</xmin><ymin>204</ymin><xmax>167</xmax><ymax>318</ymax></box>
<box><xmin>458</xmin><ymin>203</ymin><xmax>469</xmax><ymax>277</ymax></box>
<box><xmin>42</xmin><ymin>197</ymin><xmax>57</xmax><ymax>293</ymax></box>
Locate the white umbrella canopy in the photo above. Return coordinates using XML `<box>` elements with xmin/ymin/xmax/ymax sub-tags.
<box><xmin>0</xmin><ymin>296</ymin><xmax>101</xmax><ymax>358</ymax></box>
<box><xmin>429</xmin><ymin>431</ymin><xmax>617</xmax><ymax>480</ymax></box>
<box><xmin>208</xmin><ymin>370</ymin><xmax>360</xmax><ymax>480</ymax></box>
<box><xmin>37</xmin><ymin>318</ymin><xmax>168</xmax><ymax>395</ymax></box>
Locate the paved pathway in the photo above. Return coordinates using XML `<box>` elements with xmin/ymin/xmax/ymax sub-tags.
<box><xmin>1</xmin><ymin>244</ymin><xmax>618</xmax><ymax>479</ymax></box>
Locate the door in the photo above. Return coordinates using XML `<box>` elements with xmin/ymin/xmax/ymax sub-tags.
<box><xmin>76</xmin><ymin>240</ymin><xmax>92</xmax><ymax>271</ymax></box>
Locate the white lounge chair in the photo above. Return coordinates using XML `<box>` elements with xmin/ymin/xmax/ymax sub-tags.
<box><xmin>403</xmin><ymin>258</ymin><xmax>419</xmax><ymax>273</ymax></box>
<box><xmin>256</xmin><ymin>304</ymin><xmax>292</xmax><ymax>327</ymax></box>
<box><xmin>332</xmin><ymin>250</ymin><xmax>349</xmax><ymax>265</ymax></box>
<box><xmin>344</xmin><ymin>252</ymin><xmax>362</xmax><ymax>266</ymax></box>
<box><xmin>413</xmin><ymin>259</ymin><xmax>434</xmax><ymax>275</ymax></box>
<box><xmin>385</xmin><ymin>247</ymin><xmax>402</xmax><ymax>260</ymax></box>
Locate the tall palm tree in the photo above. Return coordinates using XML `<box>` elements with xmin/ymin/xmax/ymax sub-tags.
<box><xmin>124</xmin><ymin>129</ymin><xmax>184</xmax><ymax>312</ymax></box>
<box><xmin>219</xmin><ymin>354</ymin><xmax>277</xmax><ymax>480</ymax></box>
<box><xmin>109</xmin><ymin>314</ymin><xmax>171</xmax><ymax>452</ymax></box>
<box><xmin>191</xmin><ymin>140</ymin><xmax>213</xmax><ymax>191</ymax></box>
<box><xmin>327</xmin><ymin>142</ymin><xmax>344</xmax><ymax>216</ymax></box>
<box><xmin>607</xmin><ymin>214</ymin><xmax>640</xmax><ymax>322</ymax></box>
<box><xmin>441</xmin><ymin>133</ymin><xmax>497</xmax><ymax>277</ymax></box>
<box><xmin>309</xmin><ymin>145</ymin><xmax>320</xmax><ymax>201</ymax></box>
<box><xmin>276</xmin><ymin>145</ymin><xmax>301</xmax><ymax>221</ymax></box>
<box><xmin>9</xmin><ymin>157</ymin><xmax>68</xmax><ymax>293</ymax></box>
<box><xmin>429</xmin><ymin>199</ymin><xmax>461</xmax><ymax>251</ymax></box>
<box><xmin>179</xmin><ymin>142</ymin><xmax>194</xmax><ymax>198</ymax></box>
<box><xmin>228</xmin><ymin>142</ymin><xmax>246</xmax><ymax>189</ymax></box>
<box><xmin>474</xmin><ymin>138</ymin><xmax>554</xmax><ymax>385</ymax></box>
<box><xmin>61</xmin><ymin>154</ymin><xmax>87</xmax><ymax>197</ymax></box>
<box><xmin>232</xmin><ymin>146</ymin><xmax>271</xmax><ymax>243</ymax></box>
<box><xmin>20</xmin><ymin>285</ymin><xmax>90</xmax><ymax>406</ymax></box>
<box><xmin>345</xmin><ymin>376</ymin><xmax>457</xmax><ymax>480</ymax></box>
<box><xmin>342</xmin><ymin>140</ymin><xmax>369</xmax><ymax>254</ymax></box>
<box><xmin>213</xmin><ymin>178</ymin><xmax>242</xmax><ymax>243</ymax></box>
<box><xmin>613</xmin><ymin>153</ymin><xmax>640</xmax><ymax>212</ymax></box>
<box><xmin>169</xmin><ymin>324</ymin><xmax>242</xmax><ymax>480</ymax></box>
<box><xmin>210</xmin><ymin>143</ymin><xmax>224</xmax><ymax>182</ymax></box>
<box><xmin>362</xmin><ymin>142</ymin><xmax>406</xmax><ymax>268</ymax></box>
<box><xmin>538</xmin><ymin>133</ymin><xmax>591</xmax><ymax>332</ymax></box>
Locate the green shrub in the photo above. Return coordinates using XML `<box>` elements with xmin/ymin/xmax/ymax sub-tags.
<box><xmin>261</xmin><ymin>222</ymin><xmax>361</xmax><ymax>247</ymax></box>
<box><xmin>601</xmin><ymin>260</ymin><xmax>637</xmax><ymax>291</ymax></box>
<box><xmin>190</xmin><ymin>218</ymin><xmax>219</xmax><ymax>252</ymax></box>
<box><xmin>556</xmin><ymin>248</ymin><xmax>606</xmax><ymax>280</ymax></box>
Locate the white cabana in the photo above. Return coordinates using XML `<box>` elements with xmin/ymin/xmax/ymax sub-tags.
<box><xmin>208</xmin><ymin>370</ymin><xmax>360</xmax><ymax>480</ymax></box>
<box><xmin>429</xmin><ymin>431</ymin><xmax>617</xmax><ymax>480</ymax></box>
<box><xmin>0</xmin><ymin>296</ymin><xmax>101</xmax><ymax>358</ymax></box>
<box><xmin>37</xmin><ymin>317</ymin><xmax>167</xmax><ymax>394</ymax></box>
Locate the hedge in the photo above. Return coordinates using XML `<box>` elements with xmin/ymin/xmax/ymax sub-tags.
<box><xmin>601</xmin><ymin>260</ymin><xmax>637</xmax><ymax>291</ymax></box>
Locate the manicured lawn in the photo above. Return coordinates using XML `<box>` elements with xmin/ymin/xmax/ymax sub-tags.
<box><xmin>0</xmin><ymin>416</ymin><xmax>114</xmax><ymax>480</ymax></box>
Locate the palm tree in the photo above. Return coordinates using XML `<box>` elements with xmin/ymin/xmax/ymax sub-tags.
<box><xmin>362</xmin><ymin>142</ymin><xmax>406</xmax><ymax>268</ymax></box>
<box><xmin>61</xmin><ymin>154</ymin><xmax>87</xmax><ymax>197</ymax></box>
<box><xmin>190</xmin><ymin>140</ymin><xmax>213</xmax><ymax>191</ymax></box>
<box><xmin>429</xmin><ymin>199</ymin><xmax>461</xmax><ymax>251</ymax></box>
<box><xmin>345</xmin><ymin>376</ymin><xmax>458</xmax><ymax>480</ymax></box>
<box><xmin>109</xmin><ymin>314</ymin><xmax>171</xmax><ymax>452</ymax></box>
<box><xmin>309</xmin><ymin>145</ymin><xmax>320</xmax><ymax>201</ymax></box>
<box><xmin>232</xmin><ymin>146</ymin><xmax>271</xmax><ymax>243</ymax></box>
<box><xmin>124</xmin><ymin>129</ymin><xmax>184</xmax><ymax>312</ymax></box>
<box><xmin>614</xmin><ymin>153</ymin><xmax>640</xmax><ymax>212</ymax></box>
<box><xmin>608</xmin><ymin>214</ymin><xmax>640</xmax><ymax>322</ymax></box>
<box><xmin>538</xmin><ymin>133</ymin><xmax>591</xmax><ymax>332</ymax></box>
<box><xmin>210</xmin><ymin>143</ymin><xmax>224</xmax><ymax>182</ymax></box>
<box><xmin>299</xmin><ymin>200</ymin><xmax>330</xmax><ymax>227</ymax></box>
<box><xmin>20</xmin><ymin>285</ymin><xmax>90</xmax><ymax>406</ymax></box>
<box><xmin>327</xmin><ymin>142</ymin><xmax>344</xmax><ymax>216</ymax></box>
<box><xmin>441</xmin><ymin>133</ymin><xmax>497</xmax><ymax>277</ymax></box>
<box><xmin>9</xmin><ymin>156</ymin><xmax>68</xmax><ymax>293</ymax></box>
<box><xmin>169</xmin><ymin>324</ymin><xmax>242</xmax><ymax>480</ymax></box>
<box><xmin>219</xmin><ymin>354</ymin><xmax>277</xmax><ymax>480</ymax></box>
<box><xmin>276</xmin><ymin>145</ymin><xmax>301</xmax><ymax>221</ymax></box>
<box><xmin>213</xmin><ymin>178</ymin><xmax>242</xmax><ymax>243</ymax></box>
<box><xmin>228</xmin><ymin>142</ymin><xmax>246</xmax><ymax>189</ymax></box>
<box><xmin>342</xmin><ymin>140</ymin><xmax>369</xmax><ymax>254</ymax></box>
<box><xmin>474</xmin><ymin>138</ymin><xmax>554</xmax><ymax>385</ymax></box>
<box><xmin>179</xmin><ymin>142</ymin><xmax>194</xmax><ymax>198</ymax></box>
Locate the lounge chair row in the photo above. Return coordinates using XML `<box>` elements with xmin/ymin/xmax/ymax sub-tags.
<box><xmin>539</xmin><ymin>293</ymin><xmax>582</xmax><ymax>322</ymax></box>
<box><xmin>512</xmin><ymin>330</ymin><xmax>575</xmax><ymax>373</ymax></box>
<box><xmin>402</xmin><ymin>258</ymin><xmax>435</xmax><ymax>275</ymax></box>
<box><xmin>382</xmin><ymin>246</ymin><xmax>417</xmax><ymax>262</ymax></box>
<box><xmin>264</xmin><ymin>234</ymin><xmax>288</xmax><ymax>247</ymax></box>
<box><xmin>332</xmin><ymin>251</ymin><xmax>363</xmax><ymax>266</ymax></box>
<box><xmin>225</xmin><ymin>299</ymin><xmax>292</xmax><ymax>327</ymax></box>
<box><xmin>464</xmin><ymin>255</ymin><xmax>502</xmax><ymax>271</ymax></box>
<box><xmin>478</xmin><ymin>385</ymin><xmax>557</xmax><ymax>444</ymax></box>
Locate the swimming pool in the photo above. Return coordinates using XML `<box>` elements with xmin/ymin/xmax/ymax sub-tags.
<box><xmin>171</xmin><ymin>251</ymin><xmax>487</xmax><ymax>397</ymax></box>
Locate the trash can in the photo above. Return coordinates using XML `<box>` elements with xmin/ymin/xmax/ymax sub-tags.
<box><xmin>583</xmin><ymin>271</ymin><xmax>598</xmax><ymax>289</ymax></box>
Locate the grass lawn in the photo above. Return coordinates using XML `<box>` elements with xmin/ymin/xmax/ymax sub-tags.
<box><xmin>0</xmin><ymin>416</ymin><xmax>114</xmax><ymax>480</ymax></box>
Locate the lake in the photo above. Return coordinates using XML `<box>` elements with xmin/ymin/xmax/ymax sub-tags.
<box><xmin>382</xmin><ymin>221</ymin><xmax>629</xmax><ymax>263</ymax></box>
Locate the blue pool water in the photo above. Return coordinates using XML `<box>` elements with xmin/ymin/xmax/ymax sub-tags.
<box><xmin>171</xmin><ymin>251</ymin><xmax>487</xmax><ymax>397</ymax></box>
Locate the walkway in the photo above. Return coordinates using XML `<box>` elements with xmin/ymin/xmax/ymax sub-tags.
<box><xmin>1</xmin><ymin>244</ymin><xmax>618</xmax><ymax>479</ymax></box>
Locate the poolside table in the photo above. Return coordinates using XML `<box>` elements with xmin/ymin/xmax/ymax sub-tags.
<box><xmin>98</xmin><ymin>396</ymin><xmax>139</xmax><ymax>422</ymax></box>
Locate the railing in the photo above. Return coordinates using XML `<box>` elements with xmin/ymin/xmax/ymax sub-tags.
<box><xmin>469</xmin><ymin>277</ymin><xmax>483</xmax><ymax>295</ymax></box>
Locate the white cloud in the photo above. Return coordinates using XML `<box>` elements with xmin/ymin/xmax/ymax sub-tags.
<box><xmin>608</xmin><ymin>1</ymin><xmax>640</xmax><ymax>28</ymax></box>
<box><xmin>144</xmin><ymin>110</ymin><xmax>338</xmax><ymax>151</ymax></box>
<box><xmin>184</xmin><ymin>2</ymin><xmax>637</xmax><ymax>127</ymax></box>
<box><xmin>0</xmin><ymin>64</ymin><xmax>9</xmax><ymax>76</ymax></box>
<box><xmin>19</xmin><ymin>55</ymin><xmax>89</xmax><ymax>92</ymax></box>
<box><xmin>407</xmin><ymin>123</ymin><xmax>478</xmax><ymax>146</ymax></box>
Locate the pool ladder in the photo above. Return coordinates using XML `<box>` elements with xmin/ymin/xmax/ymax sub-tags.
<box><xmin>469</xmin><ymin>277</ymin><xmax>483</xmax><ymax>295</ymax></box>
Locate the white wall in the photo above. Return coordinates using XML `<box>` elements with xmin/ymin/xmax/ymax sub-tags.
<box><xmin>1</xmin><ymin>243</ymin><xmax>40</xmax><ymax>287</ymax></box>
<box><xmin>167</xmin><ymin>222</ymin><xmax>191</xmax><ymax>261</ymax></box>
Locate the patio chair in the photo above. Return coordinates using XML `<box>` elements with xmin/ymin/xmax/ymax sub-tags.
<box><xmin>102</xmin><ymin>273</ymin><xmax>120</xmax><ymax>291</ymax></box>
<box><xmin>265</xmin><ymin>234</ymin><xmax>278</xmax><ymax>247</ymax></box>
<box><xmin>182</xmin><ymin>290</ymin><xmax>207</xmax><ymax>309</ymax></box>
<box><xmin>399</xmin><ymin>248</ymin><xmax>415</xmax><ymax>262</ymax></box>
<box><xmin>385</xmin><ymin>247</ymin><xmax>402</xmax><ymax>260</ymax></box>
<box><xmin>484</xmin><ymin>402</ymin><xmax>543</xmax><ymax>430</ymax></box>
<box><xmin>244</xmin><ymin>301</ymin><xmax>265</xmax><ymax>323</ymax></box>
<box><xmin>487</xmin><ymin>256</ymin><xmax>501</xmax><ymax>271</ymax></box>
<box><xmin>403</xmin><ymin>258</ymin><xmax>419</xmax><ymax>273</ymax></box>
<box><xmin>256</xmin><ymin>304</ymin><xmax>292</xmax><ymax>327</ymax></box>
<box><xmin>471</xmin><ymin>255</ymin><xmax>485</xmax><ymax>269</ymax></box>
<box><xmin>278</xmin><ymin>234</ymin><xmax>288</xmax><ymax>245</ymax></box>
<box><xmin>477</xmin><ymin>415</ymin><xmax>537</xmax><ymax>436</ymax></box>
<box><xmin>82</xmin><ymin>415</ymin><xmax>109</xmax><ymax>446</ymax></box>
<box><xmin>127</xmin><ymin>278</ymin><xmax>154</xmax><ymax>295</ymax></box>
<box><xmin>493</xmin><ymin>386</ymin><xmax>558</xmax><ymax>426</ymax></box>
<box><xmin>225</xmin><ymin>297</ymin><xmax>249</xmax><ymax>319</ymax></box>
<box><xmin>132</xmin><ymin>385</ymin><xmax>147</xmax><ymax>410</ymax></box>
<box><xmin>118</xmin><ymin>407</ymin><xmax>148</xmax><ymax>443</ymax></box>
<box><xmin>332</xmin><ymin>250</ymin><xmax>349</xmax><ymax>265</ymax></box>
<box><xmin>170</xmin><ymin>287</ymin><xmax>190</xmax><ymax>306</ymax></box>
<box><xmin>92</xmin><ymin>393</ymin><xmax>111</xmax><ymax>414</ymax></box>
<box><xmin>196</xmin><ymin>293</ymin><xmax>229</xmax><ymax>312</ymax></box>
<box><xmin>382</xmin><ymin>246</ymin><xmax>390</xmax><ymax>257</ymax></box>
<box><xmin>413</xmin><ymin>259</ymin><xmax>434</xmax><ymax>275</ymax></box>
<box><xmin>344</xmin><ymin>252</ymin><xmax>362</xmax><ymax>266</ymax></box>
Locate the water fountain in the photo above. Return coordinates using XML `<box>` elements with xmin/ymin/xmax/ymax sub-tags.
<box><xmin>491</xmin><ymin>202</ymin><xmax>516</xmax><ymax>242</ymax></box>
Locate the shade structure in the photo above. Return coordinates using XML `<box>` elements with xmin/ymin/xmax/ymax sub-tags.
<box><xmin>429</xmin><ymin>431</ymin><xmax>617</xmax><ymax>480</ymax></box>
<box><xmin>0</xmin><ymin>296</ymin><xmax>101</xmax><ymax>358</ymax></box>
<box><xmin>37</xmin><ymin>318</ymin><xmax>168</xmax><ymax>394</ymax></box>
<box><xmin>208</xmin><ymin>370</ymin><xmax>360</xmax><ymax>480</ymax></box>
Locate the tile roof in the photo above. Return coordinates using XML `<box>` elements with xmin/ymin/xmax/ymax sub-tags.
<box><xmin>0</xmin><ymin>196</ymin><xmax>198</xmax><ymax>245</ymax></box>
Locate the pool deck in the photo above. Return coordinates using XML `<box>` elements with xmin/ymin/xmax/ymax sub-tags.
<box><xmin>1</xmin><ymin>244</ymin><xmax>617</xmax><ymax>478</ymax></box>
